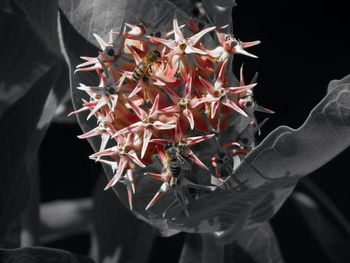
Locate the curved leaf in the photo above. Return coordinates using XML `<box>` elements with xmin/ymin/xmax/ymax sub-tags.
<box><xmin>0</xmin><ymin>1</ymin><xmax>69</xmax><ymax>243</ymax></box>
<box><xmin>223</xmin><ymin>223</ymin><xmax>284</xmax><ymax>263</ymax></box>
<box><xmin>91</xmin><ymin>175</ymin><xmax>155</xmax><ymax>263</ymax></box>
<box><xmin>0</xmin><ymin>8</ymin><xmax>53</xmax><ymax>116</ymax></box>
<box><xmin>179</xmin><ymin>234</ymin><xmax>202</xmax><ymax>263</ymax></box>
<box><xmin>65</xmin><ymin>0</ymin><xmax>350</xmax><ymax>240</ymax></box>
<box><xmin>179</xmin><ymin>223</ymin><xmax>284</xmax><ymax>263</ymax></box>
<box><xmin>0</xmin><ymin>247</ymin><xmax>94</xmax><ymax>263</ymax></box>
<box><xmin>202</xmin><ymin>0</ymin><xmax>236</xmax><ymax>27</ymax></box>
<box><xmin>59</xmin><ymin>0</ymin><xmax>191</xmax><ymax>48</ymax></box>
<box><xmin>125</xmin><ymin>75</ymin><xmax>349</xmax><ymax>236</ymax></box>
<box><xmin>292</xmin><ymin>191</ymin><xmax>350</xmax><ymax>263</ymax></box>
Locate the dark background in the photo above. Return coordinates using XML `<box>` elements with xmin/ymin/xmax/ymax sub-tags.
<box><xmin>39</xmin><ymin>1</ymin><xmax>350</xmax><ymax>262</ymax></box>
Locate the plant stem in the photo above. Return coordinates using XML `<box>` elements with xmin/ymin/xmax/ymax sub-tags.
<box><xmin>201</xmin><ymin>233</ymin><xmax>224</xmax><ymax>263</ymax></box>
<box><xmin>20</xmin><ymin>155</ymin><xmax>40</xmax><ymax>246</ymax></box>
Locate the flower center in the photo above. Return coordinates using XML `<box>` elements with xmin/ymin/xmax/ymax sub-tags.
<box><xmin>214</xmin><ymin>88</ymin><xmax>226</xmax><ymax>98</ymax></box>
<box><xmin>121</xmin><ymin>145</ymin><xmax>131</xmax><ymax>154</ymax></box>
<box><xmin>179</xmin><ymin>42</ymin><xmax>187</xmax><ymax>51</ymax></box>
<box><xmin>106</xmin><ymin>85</ymin><xmax>117</xmax><ymax>95</ymax></box>
<box><xmin>98</xmin><ymin>121</ymin><xmax>109</xmax><ymax>130</ymax></box>
<box><xmin>179</xmin><ymin>98</ymin><xmax>189</xmax><ymax>110</ymax></box>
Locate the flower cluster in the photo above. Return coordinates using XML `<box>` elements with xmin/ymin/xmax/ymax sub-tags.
<box><xmin>71</xmin><ymin>17</ymin><xmax>271</xmax><ymax>214</ymax></box>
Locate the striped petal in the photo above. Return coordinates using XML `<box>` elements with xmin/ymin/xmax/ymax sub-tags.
<box><xmin>187</xmin><ymin>26</ymin><xmax>216</xmax><ymax>46</ymax></box>
<box><xmin>152</xmin><ymin>121</ymin><xmax>176</xmax><ymax>130</ymax></box>
<box><xmin>227</xmin><ymin>83</ymin><xmax>257</xmax><ymax>94</ymax></box>
<box><xmin>145</xmin><ymin>182</ymin><xmax>168</xmax><ymax>210</ymax></box>
<box><xmin>87</xmin><ymin>96</ymin><xmax>108</xmax><ymax>120</ymax></box>
<box><xmin>141</xmin><ymin>128</ymin><xmax>153</xmax><ymax>158</ymax></box>
<box><xmin>104</xmin><ymin>155</ymin><xmax>128</xmax><ymax>190</ymax></box>
<box><xmin>77</xmin><ymin>127</ymin><xmax>102</xmax><ymax>139</ymax></box>
<box><xmin>184</xmin><ymin>45</ymin><xmax>207</xmax><ymax>55</ymax></box>
<box><xmin>127</xmin><ymin>151</ymin><xmax>146</xmax><ymax>168</ymax></box>
<box><xmin>173</xmin><ymin>17</ymin><xmax>185</xmax><ymax>42</ymax></box>
<box><xmin>221</xmin><ymin>98</ymin><xmax>248</xmax><ymax>117</ymax></box>
<box><xmin>187</xmin><ymin>134</ymin><xmax>215</xmax><ymax>146</ymax></box>
<box><xmin>186</xmin><ymin>149</ymin><xmax>208</xmax><ymax>170</ymax></box>
<box><xmin>93</xmin><ymin>33</ymin><xmax>108</xmax><ymax>50</ymax></box>
<box><xmin>125</xmin><ymin>169</ymin><xmax>135</xmax><ymax>193</ymax></box>
<box><xmin>183</xmin><ymin>108</ymin><xmax>194</xmax><ymax>130</ymax></box>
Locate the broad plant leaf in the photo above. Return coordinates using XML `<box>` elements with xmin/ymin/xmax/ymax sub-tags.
<box><xmin>91</xmin><ymin>175</ymin><xmax>155</xmax><ymax>263</ymax></box>
<box><xmin>0</xmin><ymin>247</ymin><xmax>95</xmax><ymax>263</ymax></box>
<box><xmin>0</xmin><ymin>6</ymin><xmax>53</xmax><ymax>116</ymax></box>
<box><xmin>179</xmin><ymin>234</ymin><xmax>202</xmax><ymax>263</ymax></box>
<box><xmin>292</xmin><ymin>192</ymin><xmax>350</xmax><ymax>263</ymax></box>
<box><xmin>76</xmin><ymin>68</ymin><xmax>350</xmax><ymax>237</ymax></box>
<box><xmin>0</xmin><ymin>1</ymin><xmax>68</xmax><ymax>243</ymax></box>
<box><xmin>223</xmin><ymin>223</ymin><xmax>284</xmax><ymax>263</ymax></box>
<box><xmin>150</xmin><ymin>75</ymin><xmax>350</xmax><ymax>236</ymax></box>
<box><xmin>179</xmin><ymin>223</ymin><xmax>284</xmax><ymax>263</ymax></box>
<box><xmin>64</xmin><ymin>0</ymin><xmax>350</xmax><ymax>241</ymax></box>
<box><xmin>59</xmin><ymin>0</ymin><xmax>191</xmax><ymax>47</ymax></box>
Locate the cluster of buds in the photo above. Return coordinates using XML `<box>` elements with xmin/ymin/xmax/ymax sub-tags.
<box><xmin>71</xmin><ymin>17</ymin><xmax>272</xmax><ymax>216</ymax></box>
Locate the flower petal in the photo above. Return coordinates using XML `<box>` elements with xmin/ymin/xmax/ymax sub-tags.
<box><xmin>186</xmin><ymin>149</ymin><xmax>209</xmax><ymax>170</ymax></box>
<box><xmin>173</xmin><ymin>17</ymin><xmax>185</xmax><ymax>42</ymax></box>
<box><xmin>104</xmin><ymin>155</ymin><xmax>128</xmax><ymax>190</ymax></box>
<box><xmin>112</xmin><ymin>122</ymin><xmax>142</xmax><ymax>138</ymax></box>
<box><xmin>87</xmin><ymin>96</ymin><xmax>108</xmax><ymax>120</ymax></box>
<box><xmin>77</xmin><ymin>127</ymin><xmax>101</xmax><ymax>139</ymax></box>
<box><xmin>184</xmin><ymin>45</ymin><xmax>207</xmax><ymax>55</ymax></box>
<box><xmin>146</xmin><ymin>172</ymin><xmax>163</xmax><ymax>181</ymax></box>
<box><xmin>211</xmin><ymin>100</ymin><xmax>220</xmax><ymax>119</ymax></box>
<box><xmin>127</xmin><ymin>151</ymin><xmax>146</xmax><ymax>168</ymax></box>
<box><xmin>126</xmin><ymin>168</ymin><xmax>135</xmax><ymax>194</ymax></box>
<box><xmin>152</xmin><ymin>121</ymin><xmax>176</xmax><ymax>130</ymax></box>
<box><xmin>149</xmin><ymin>36</ymin><xmax>176</xmax><ymax>49</ymax></box>
<box><xmin>187</xmin><ymin>26</ymin><xmax>216</xmax><ymax>46</ymax></box>
<box><xmin>183</xmin><ymin>109</ymin><xmax>194</xmax><ymax>130</ymax></box>
<box><xmin>187</xmin><ymin>134</ymin><xmax>215</xmax><ymax>146</ymax></box>
<box><xmin>93</xmin><ymin>33</ymin><xmax>108</xmax><ymax>50</ymax></box>
<box><xmin>241</xmin><ymin>40</ymin><xmax>261</xmax><ymax>49</ymax></box>
<box><xmin>149</xmin><ymin>94</ymin><xmax>160</xmax><ymax>117</ymax></box>
<box><xmin>141</xmin><ymin>128</ymin><xmax>153</xmax><ymax>158</ymax></box>
<box><xmin>145</xmin><ymin>182</ymin><xmax>168</xmax><ymax>210</ymax></box>
<box><xmin>227</xmin><ymin>83</ymin><xmax>257</xmax><ymax>94</ymax></box>
<box><xmin>221</xmin><ymin>98</ymin><xmax>248</xmax><ymax>117</ymax></box>
<box><xmin>199</xmin><ymin>76</ymin><xmax>215</xmax><ymax>94</ymax></box>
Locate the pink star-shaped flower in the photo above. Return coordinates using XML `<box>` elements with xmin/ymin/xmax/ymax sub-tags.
<box><xmin>90</xmin><ymin>133</ymin><xmax>145</xmax><ymax>192</ymax></box>
<box><xmin>151</xmin><ymin>122</ymin><xmax>215</xmax><ymax>170</ymax></box>
<box><xmin>78</xmin><ymin>113</ymin><xmax>116</xmax><ymax>156</ymax></box>
<box><xmin>112</xmin><ymin>95</ymin><xmax>176</xmax><ymax>158</ymax></box>
<box><xmin>75</xmin><ymin>31</ymin><xmax>122</xmax><ymax>73</ymax></box>
<box><xmin>199</xmin><ymin>59</ymin><xmax>256</xmax><ymax>119</ymax></box>
<box><xmin>157</xmin><ymin>70</ymin><xmax>214</xmax><ymax>130</ymax></box>
<box><xmin>77</xmin><ymin>60</ymin><xmax>126</xmax><ymax>120</ymax></box>
<box><xmin>206</xmin><ymin>29</ymin><xmax>260</xmax><ymax>62</ymax></box>
<box><xmin>150</xmin><ymin>17</ymin><xmax>215</xmax><ymax>57</ymax></box>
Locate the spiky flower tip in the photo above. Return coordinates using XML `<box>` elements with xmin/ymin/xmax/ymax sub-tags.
<box><xmin>71</xmin><ymin>17</ymin><xmax>272</xmax><ymax>218</ymax></box>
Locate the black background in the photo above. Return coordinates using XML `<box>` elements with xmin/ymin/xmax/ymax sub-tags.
<box><xmin>39</xmin><ymin>1</ymin><xmax>350</xmax><ymax>262</ymax></box>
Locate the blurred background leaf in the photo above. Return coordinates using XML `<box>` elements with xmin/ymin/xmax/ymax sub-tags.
<box><xmin>179</xmin><ymin>223</ymin><xmax>284</xmax><ymax>263</ymax></box>
<box><xmin>0</xmin><ymin>0</ymin><xmax>68</xmax><ymax>247</ymax></box>
<box><xmin>90</xmin><ymin>175</ymin><xmax>155</xmax><ymax>263</ymax></box>
<box><xmin>0</xmin><ymin>246</ymin><xmax>94</xmax><ymax>263</ymax></box>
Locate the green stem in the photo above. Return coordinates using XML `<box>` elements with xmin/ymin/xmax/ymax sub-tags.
<box><xmin>201</xmin><ymin>234</ymin><xmax>225</xmax><ymax>263</ymax></box>
<box><xmin>20</xmin><ymin>155</ymin><xmax>40</xmax><ymax>246</ymax></box>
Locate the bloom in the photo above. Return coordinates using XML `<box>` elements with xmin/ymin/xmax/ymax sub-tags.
<box><xmin>72</xmin><ymin>16</ymin><xmax>272</xmax><ymax>226</ymax></box>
